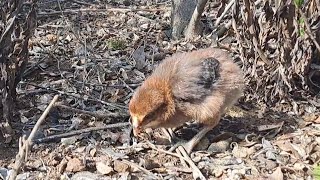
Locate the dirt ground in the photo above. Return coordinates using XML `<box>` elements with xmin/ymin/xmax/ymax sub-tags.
<box><xmin>0</xmin><ymin>0</ymin><xmax>320</xmax><ymax>180</ymax></box>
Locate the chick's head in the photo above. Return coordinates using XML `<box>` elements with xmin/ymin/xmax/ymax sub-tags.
<box><xmin>129</xmin><ymin>85</ymin><xmax>170</xmax><ymax>136</ymax></box>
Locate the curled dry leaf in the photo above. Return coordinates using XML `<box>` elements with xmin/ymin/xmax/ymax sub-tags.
<box><xmin>96</xmin><ymin>161</ymin><xmax>114</xmax><ymax>175</ymax></box>
<box><xmin>232</xmin><ymin>144</ymin><xmax>247</xmax><ymax>158</ymax></box>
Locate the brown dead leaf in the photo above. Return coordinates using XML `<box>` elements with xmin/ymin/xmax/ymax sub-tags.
<box><xmin>66</xmin><ymin>158</ymin><xmax>85</xmax><ymax>172</ymax></box>
<box><xmin>274</xmin><ymin>140</ymin><xmax>293</xmax><ymax>152</ymax></box>
<box><xmin>114</xmin><ymin>160</ymin><xmax>130</xmax><ymax>173</ymax></box>
<box><xmin>303</xmin><ymin>114</ymin><xmax>318</xmax><ymax>122</ymax></box>
<box><xmin>315</xmin><ymin>116</ymin><xmax>320</xmax><ymax>124</ymax></box>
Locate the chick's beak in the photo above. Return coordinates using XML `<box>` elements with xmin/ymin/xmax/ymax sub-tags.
<box><xmin>131</xmin><ymin>115</ymin><xmax>141</xmax><ymax>136</ymax></box>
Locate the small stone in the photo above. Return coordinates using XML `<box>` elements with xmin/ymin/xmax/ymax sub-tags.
<box><xmin>61</xmin><ymin>136</ymin><xmax>77</xmax><ymax>146</ymax></box>
<box><xmin>194</xmin><ymin>137</ymin><xmax>210</xmax><ymax>151</ymax></box>
<box><xmin>213</xmin><ymin>167</ymin><xmax>224</xmax><ymax>177</ymax></box>
<box><xmin>208</xmin><ymin>138</ymin><xmax>232</xmax><ymax>153</ymax></box>
<box><xmin>113</xmin><ymin>160</ymin><xmax>130</xmax><ymax>173</ymax></box>
<box><xmin>140</xmin><ymin>23</ymin><xmax>149</xmax><ymax>29</ymax></box>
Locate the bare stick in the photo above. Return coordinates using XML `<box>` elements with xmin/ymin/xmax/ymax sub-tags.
<box><xmin>214</xmin><ymin>0</ymin><xmax>235</xmax><ymax>27</ymax></box>
<box><xmin>121</xmin><ymin>159</ymin><xmax>160</xmax><ymax>179</ymax></box>
<box><xmin>55</xmin><ymin>103</ymin><xmax>128</xmax><ymax>119</ymax></box>
<box><xmin>38</xmin><ymin>7</ymin><xmax>166</xmax><ymax>17</ymax></box>
<box><xmin>147</xmin><ymin>141</ymin><xmax>190</xmax><ymax>162</ymax></box>
<box><xmin>177</xmin><ymin>146</ymin><xmax>206</xmax><ymax>180</ymax></box>
<box><xmin>9</xmin><ymin>95</ymin><xmax>59</xmax><ymax>180</ymax></box>
<box><xmin>34</xmin><ymin>122</ymin><xmax>130</xmax><ymax>143</ymax></box>
<box><xmin>23</xmin><ymin>82</ymin><xmax>128</xmax><ymax>110</ymax></box>
<box><xmin>160</xmin><ymin>129</ymin><xmax>206</xmax><ymax>179</ymax></box>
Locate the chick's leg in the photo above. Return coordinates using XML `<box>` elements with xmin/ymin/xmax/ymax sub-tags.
<box><xmin>174</xmin><ymin>125</ymin><xmax>214</xmax><ymax>154</ymax></box>
<box><xmin>162</xmin><ymin>128</ymin><xmax>183</xmax><ymax>143</ymax></box>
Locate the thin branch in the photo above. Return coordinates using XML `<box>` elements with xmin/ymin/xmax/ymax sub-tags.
<box><xmin>38</xmin><ymin>7</ymin><xmax>166</xmax><ymax>17</ymax></box>
<box><xmin>9</xmin><ymin>95</ymin><xmax>59</xmax><ymax>180</ymax></box>
<box><xmin>21</xmin><ymin>82</ymin><xmax>128</xmax><ymax>110</ymax></box>
<box><xmin>177</xmin><ymin>146</ymin><xmax>206</xmax><ymax>180</ymax></box>
<box><xmin>214</xmin><ymin>0</ymin><xmax>235</xmax><ymax>27</ymax></box>
<box><xmin>34</xmin><ymin>122</ymin><xmax>130</xmax><ymax>143</ymax></box>
<box><xmin>297</xmin><ymin>8</ymin><xmax>320</xmax><ymax>54</ymax></box>
<box><xmin>55</xmin><ymin>103</ymin><xmax>128</xmax><ymax>119</ymax></box>
<box><xmin>121</xmin><ymin>159</ymin><xmax>160</xmax><ymax>179</ymax></box>
<box><xmin>147</xmin><ymin>141</ymin><xmax>190</xmax><ymax>162</ymax></box>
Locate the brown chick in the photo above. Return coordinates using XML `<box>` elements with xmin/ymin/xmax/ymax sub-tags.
<box><xmin>129</xmin><ymin>47</ymin><xmax>244</xmax><ymax>153</ymax></box>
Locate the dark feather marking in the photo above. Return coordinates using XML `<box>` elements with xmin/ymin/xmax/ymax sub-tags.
<box><xmin>173</xmin><ymin>57</ymin><xmax>221</xmax><ymax>103</ymax></box>
<box><xmin>197</xmin><ymin>57</ymin><xmax>220</xmax><ymax>89</ymax></box>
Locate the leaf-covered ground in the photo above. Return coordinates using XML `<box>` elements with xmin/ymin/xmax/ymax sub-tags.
<box><xmin>0</xmin><ymin>0</ymin><xmax>319</xmax><ymax>179</ymax></box>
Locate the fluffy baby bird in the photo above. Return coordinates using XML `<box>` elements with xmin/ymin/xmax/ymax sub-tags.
<box><xmin>129</xmin><ymin>47</ymin><xmax>244</xmax><ymax>153</ymax></box>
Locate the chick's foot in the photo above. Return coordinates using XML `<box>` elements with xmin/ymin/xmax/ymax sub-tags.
<box><xmin>168</xmin><ymin>126</ymin><xmax>214</xmax><ymax>154</ymax></box>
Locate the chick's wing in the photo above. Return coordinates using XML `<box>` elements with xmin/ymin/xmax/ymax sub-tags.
<box><xmin>168</xmin><ymin>55</ymin><xmax>221</xmax><ymax>103</ymax></box>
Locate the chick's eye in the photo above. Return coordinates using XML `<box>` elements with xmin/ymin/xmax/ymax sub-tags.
<box><xmin>144</xmin><ymin>111</ymin><xmax>157</xmax><ymax>122</ymax></box>
<box><xmin>143</xmin><ymin>103</ymin><xmax>166</xmax><ymax>124</ymax></box>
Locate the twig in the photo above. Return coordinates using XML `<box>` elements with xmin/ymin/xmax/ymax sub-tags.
<box><xmin>214</xmin><ymin>0</ymin><xmax>235</xmax><ymax>27</ymax></box>
<box><xmin>119</xmin><ymin>78</ymin><xmax>135</xmax><ymax>92</ymax></box>
<box><xmin>184</xmin><ymin>0</ymin><xmax>208</xmax><ymax>39</ymax></box>
<box><xmin>38</xmin><ymin>7</ymin><xmax>166</xmax><ymax>17</ymax></box>
<box><xmin>55</xmin><ymin>103</ymin><xmax>128</xmax><ymax>119</ymax></box>
<box><xmin>147</xmin><ymin>141</ymin><xmax>190</xmax><ymax>162</ymax></box>
<box><xmin>297</xmin><ymin>8</ymin><xmax>320</xmax><ymax>54</ymax></box>
<box><xmin>21</xmin><ymin>82</ymin><xmax>128</xmax><ymax>110</ymax></box>
<box><xmin>176</xmin><ymin>146</ymin><xmax>206</xmax><ymax>180</ymax></box>
<box><xmin>68</xmin><ymin>0</ymin><xmax>95</xmax><ymax>6</ymax></box>
<box><xmin>34</xmin><ymin>122</ymin><xmax>130</xmax><ymax>143</ymax></box>
<box><xmin>9</xmin><ymin>95</ymin><xmax>59</xmax><ymax>180</ymax></box>
<box><xmin>216</xmin><ymin>20</ymin><xmax>232</xmax><ymax>37</ymax></box>
<box><xmin>160</xmin><ymin>129</ymin><xmax>206</xmax><ymax>179</ymax></box>
<box><xmin>121</xmin><ymin>159</ymin><xmax>160</xmax><ymax>180</ymax></box>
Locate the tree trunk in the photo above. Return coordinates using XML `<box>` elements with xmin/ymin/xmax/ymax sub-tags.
<box><xmin>0</xmin><ymin>0</ymin><xmax>37</xmax><ymax>143</ymax></box>
<box><xmin>171</xmin><ymin>0</ymin><xmax>208</xmax><ymax>40</ymax></box>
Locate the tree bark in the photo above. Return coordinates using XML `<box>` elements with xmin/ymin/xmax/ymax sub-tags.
<box><xmin>171</xmin><ymin>0</ymin><xmax>208</xmax><ymax>40</ymax></box>
<box><xmin>0</xmin><ymin>0</ymin><xmax>37</xmax><ymax>143</ymax></box>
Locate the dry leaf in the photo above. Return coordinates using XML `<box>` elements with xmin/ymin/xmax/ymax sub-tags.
<box><xmin>269</xmin><ymin>167</ymin><xmax>283</xmax><ymax>180</ymax></box>
<box><xmin>96</xmin><ymin>161</ymin><xmax>113</xmax><ymax>175</ymax></box>
<box><xmin>66</xmin><ymin>158</ymin><xmax>85</xmax><ymax>172</ymax></box>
